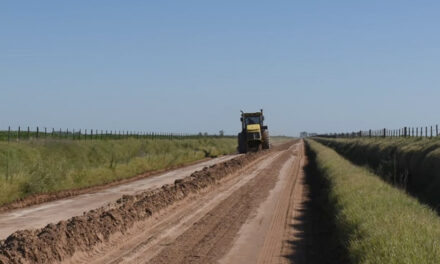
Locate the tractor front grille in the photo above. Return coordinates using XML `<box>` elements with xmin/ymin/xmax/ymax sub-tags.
<box><xmin>248</xmin><ymin>132</ymin><xmax>261</xmax><ymax>140</ymax></box>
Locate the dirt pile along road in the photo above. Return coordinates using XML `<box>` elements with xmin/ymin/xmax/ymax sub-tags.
<box><xmin>0</xmin><ymin>155</ymin><xmax>238</xmax><ymax>240</ymax></box>
<box><xmin>0</xmin><ymin>140</ymin><xmax>310</xmax><ymax>264</ymax></box>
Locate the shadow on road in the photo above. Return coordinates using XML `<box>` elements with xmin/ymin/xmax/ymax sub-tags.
<box><xmin>283</xmin><ymin>144</ymin><xmax>348</xmax><ymax>264</ymax></box>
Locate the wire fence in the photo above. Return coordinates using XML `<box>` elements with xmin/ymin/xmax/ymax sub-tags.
<box><xmin>318</xmin><ymin>124</ymin><xmax>440</xmax><ymax>139</ymax></box>
<box><xmin>0</xmin><ymin>126</ymin><xmax>231</xmax><ymax>142</ymax></box>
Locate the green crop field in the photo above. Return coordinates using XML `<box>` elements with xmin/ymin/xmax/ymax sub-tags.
<box><xmin>306</xmin><ymin>139</ymin><xmax>440</xmax><ymax>264</ymax></box>
<box><xmin>0</xmin><ymin>137</ymin><xmax>236</xmax><ymax>206</ymax></box>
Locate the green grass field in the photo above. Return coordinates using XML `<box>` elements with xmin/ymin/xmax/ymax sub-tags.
<box><xmin>0</xmin><ymin>137</ymin><xmax>236</xmax><ymax>206</ymax></box>
<box><xmin>269</xmin><ymin>135</ymin><xmax>295</xmax><ymax>144</ymax></box>
<box><xmin>314</xmin><ymin>137</ymin><xmax>440</xmax><ymax>209</ymax></box>
<box><xmin>307</xmin><ymin>139</ymin><xmax>440</xmax><ymax>264</ymax></box>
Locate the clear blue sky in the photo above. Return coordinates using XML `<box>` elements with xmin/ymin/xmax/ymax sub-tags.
<box><xmin>1</xmin><ymin>1</ymin><xmax>439</xmax><ymax>136</ymax></box>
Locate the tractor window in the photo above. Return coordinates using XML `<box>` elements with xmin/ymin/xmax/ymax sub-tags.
<box><xmin>245</xmin><ymin>116</ymin><xmax>260</xmax><ymax>125</ymax></box>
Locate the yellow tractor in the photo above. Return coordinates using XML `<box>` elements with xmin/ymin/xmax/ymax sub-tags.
<box><xmin>238</xmin><ymin>109</ymin><xmax>270</xmax><ymax>153</ymax></box>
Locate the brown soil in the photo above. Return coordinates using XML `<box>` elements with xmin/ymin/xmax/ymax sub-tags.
<box><xmin>0</xmin><ymin>140</ymin><xmax>327</xmax><ymax>264</ymax></box>
<box><xmin>0</xmin><ymin>157</ymin><xmax>214</xmax><ymax>213</ymax></box>
<box><xmin>147</xmin><ymin>147</ymin><xmax>295</xmax><ymax>264</ymax></box>
<box><xmin>0</xmin><ymin>150</ymin><xmax>268</xmax><ymax>264</ymax></box>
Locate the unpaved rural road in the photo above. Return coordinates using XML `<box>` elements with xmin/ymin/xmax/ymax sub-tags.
<box><xmin>1</xmin><ymin>140</ymin><xmax>308</xmax><ymax>264</ymax></box>
<box><xmin>67</xmin><ymin>140</ymin><xmax>306</xmax><ymax>264</ymax></box>
<box><xmin>0</xmin><ymin>155</ymin><xmax>239</xmax><ymax>240</ymax></box>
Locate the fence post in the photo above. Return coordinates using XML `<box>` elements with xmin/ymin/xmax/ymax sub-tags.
<box><xmin>27</xmin><ymin>126</ymin><xmax>30</xmax><ymax>139</ymax></box>
<box><xmin>383</xmin><ymin>128</ymin><xmax>386</xmax><ymax>138</ymax></box>
<box><xmin>18</xmin><ymin>126</ymin><xmax>21</xmax><ymax>140</ymax></box>
<box><xmin>431</xmin><ymin>126</ymin><xmax>433</xmax><ymax>138</ymax></box>
<box><xmin>36</xmin><ymin>127</ymin><xmax>39</xmax><ymax>139</ymax></box>
<box><xmin>425</xmin><ymin>127</ymin><xmax>428</xmax><ymax>137</ymax></box>
<box><xmin>369</xmin><ymin>129</ymin><xmax>371</xmax><ymax>138</ymax></box>
<box><xmin>437</xmin><ymin>125</ymin><xmax>439</xmax><ymax>137</ymax></box>
<box><xmin>44</xmin><ymin>127</ymin><xmax>47</xmax><ymax>139</ymax></box>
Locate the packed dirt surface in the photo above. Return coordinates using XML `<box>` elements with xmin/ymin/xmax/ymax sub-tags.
<box><xmin>0</xmin><ymin>140</ymin><xmax>314</xmax><ymax>264</ymax></box>
<box><xmin>0</xmin><ymin>155</ymin><xmax>238</xmax><ymax>240</ymax></box>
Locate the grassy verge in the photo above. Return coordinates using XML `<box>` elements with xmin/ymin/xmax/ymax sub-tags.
<box><xmin>0</xmin><ymin>137</ymin><xmax>236</xmax><ymax>206</ymax></box>
<box><xmin>307</xmin><ymin>139</ymin><xmax>440</xmax><ymax>263</ymax></box>
<box><xmin>270</xmin><ymin>136</ymin><xmax>295</xmax><ymax>145</ymax></box>
<box><xmin>314</xmin><ymin>137</ymin><xmax>440</xmax><ymax>209</ymax></box>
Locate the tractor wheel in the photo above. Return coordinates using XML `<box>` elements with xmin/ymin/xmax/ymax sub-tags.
<box><xmin>262</xmin><ymin>130</ymin><xmax>270</xmax><ymax>149</ymax></box>
<box><xmin>237</xmin><ymin>132</ymin><xmax>247</xmax><ymax>153</ymax></box>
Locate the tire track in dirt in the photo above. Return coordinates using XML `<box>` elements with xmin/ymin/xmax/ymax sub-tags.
<box><xmin>145</xmin><ymin>142</ymin><xmax>303</xmax><ymax>264</ymax></box>
<box><xmin>146</xmin><ymin>152</ymin><xmax>293</xmax><ymax>264</ymax></box>
<box><xmin>219</xmin><ymin>142</ymin><xmax>305</xmax><ymax>264</ymax></box>
<box><xmin>0</xmin><ymin>151</ymin><xmax>267</xmax><ymax>264</ymax></box>
<box><xmin>0</xmin><ymin>140</ymin><xmax>302</xmax><ymax>264</ymax></box>
<box><xmin>0</xmin><ymin>155</ymin><xmax>238</xmax><ymax>240</ymax></box>
<box><xmin>70</xmin><ymin>151</ymin><xmax>282</xmax><ymax>264</ymax></box>
<box><xmin>258</xmin><ymin>143</ymin><xmax>305</xmax><ymax>264</ymax></box>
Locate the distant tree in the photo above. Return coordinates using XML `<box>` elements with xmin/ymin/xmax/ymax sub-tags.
<box><xmin>219</xmin><ymin>130</ymin><xmax>224</xmax><ymax>137</ymax></box>
<box><xmin>203</xmin><ymin>132</ymin><xmax>208</xmax><ymax>136</ymax></box>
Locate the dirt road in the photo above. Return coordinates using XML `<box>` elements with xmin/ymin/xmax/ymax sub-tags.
<box><xmin>64</xmin><ymin>140</ymin><xmax>306</xmax><ymax>264</ymax></box>
<box><xmin>0</xmin><ymin>155</ymin><xmax>239</xmax><ymax>240</ymax></box>
<box><xmin>1</xmin><ymin>140</ymin><xmax>310</xmax><ymax>264</ymax></box>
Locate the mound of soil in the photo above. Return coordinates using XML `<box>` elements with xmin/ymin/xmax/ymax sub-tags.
<box><xmin>0</xmin><ymin>158</ymin><xmax>212</xmax><ymax>213</ymax></box>
<box><xmin>0</xmin><ymin>151</ymin><xmax>266</xmax><ymax>264</ymax></box>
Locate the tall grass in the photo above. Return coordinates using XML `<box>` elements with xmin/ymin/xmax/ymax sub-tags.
<box><xmin>307</xmin><ymin>139</ymin><xmax>440</xmax><ymax>264</ymax></box>
<box><xmin>0</xmin><ymin>137</ymin><xmax>236</xmax><ymax>206</ymax></box>
<box><xmin>315</xmin><ymin>137</ymin><xmax>440</xmax><ymax>209</ymax></box>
